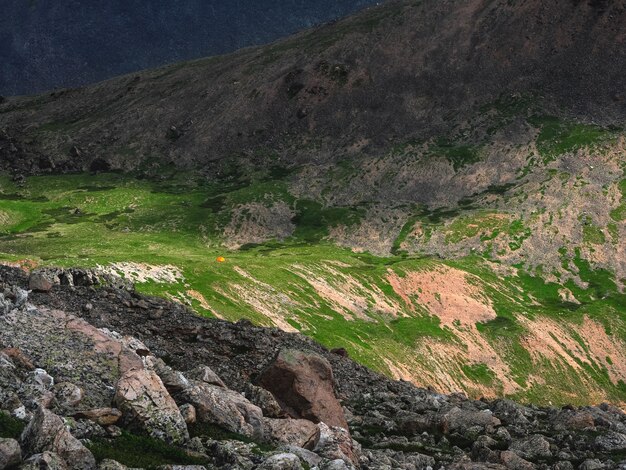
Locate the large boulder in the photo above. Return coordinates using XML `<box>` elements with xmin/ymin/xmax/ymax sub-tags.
<box><xmin>181</xmin><ymin>381</ymin><xmax>263</xmax><ymax>439</ymax></box>
<box><xmin>114</xmin><ymin>368</ymin><xmax>189</xmax><ymax>444</ymax></box>
<box><xmin>441</xmin><ymin>407</ymin><xmax>501</xmax><ymax>434</ymax></box>
<box><xmin>20</xmin><ymin>407</ymin><xmax>96</xmax><ymax>470</ymax></box>
<box><xmin>0</xmin><ymin>438</ymin><xmax>21</xmax><ymax>469</ymax></box>
<box><xmin>244</xmin><ymin>383</ymin><xmax>283</xmax><ymax>418</ymax></box>
<box><xmin>553</xmin><ymin>410</ymin><xmax>595</xmax><ymax>431</ymax></box>
<box><xmin>28</xmin><ymin>272</ymin><xmax>54</xmax><ymax>293</ymax></box>
<box><xmin>257</xmin><ymin>349</ymin><xmax>348</xmax><ymax>429</ymax></box>
<box><xmin>262</xmin><ymin>417</ymin><xmax>320</xmax><ymax>448</ymax></box>
<box><xmin>313</xmin><ymin>422</ymin><xmax>360</xmax><ymax>468</ymax></box>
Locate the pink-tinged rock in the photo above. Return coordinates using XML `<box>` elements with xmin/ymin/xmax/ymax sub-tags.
<box><xmin>257</xmin><ymin>349</ymin><xmax>348</xmax><ymax>430</ymax></box>
<box><xmin>115</xmin><ymin>369</ymin><xmax>189</xmax><ymax>444</ymax></box>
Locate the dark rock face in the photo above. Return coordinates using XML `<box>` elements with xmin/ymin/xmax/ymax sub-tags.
<box><xmin>257</xmin><ymin>348</ymin><xmax>349</xmax><ymax>430</ymax></box>
<box><xmin>1</xmin><ymin>265</ymin><xmax>626</xmax><ymax>469</ymax></box>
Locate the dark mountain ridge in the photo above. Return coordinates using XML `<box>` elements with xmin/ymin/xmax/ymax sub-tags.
<box><xmin>1</xmin><ymin>0</ymin><xmax>625</xmax><ymax>177</ymax></box>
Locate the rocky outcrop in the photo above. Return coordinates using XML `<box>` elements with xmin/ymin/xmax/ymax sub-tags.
<box><xmin>114</xmin><ymin>368</ymin><xmax>189</xmax><ymax>444</ymax></box>
<box><xmin>244</xmin><ymin>383</ymin><xmax>283</xmax><ymax>418</ymax></box>
<box><xmin>262</xmin><ymin>417</ymin><xmax>319</xmax><ymax>448</ymax></box>
<box><xmin>28</xmin><ymin>268</ymin><xmax>133</xmax><ymax>293</ymax></box>
<box><xmin>442</xmin><ymin>407</ymin><xmax>502</xmax><ymax>434</ymax></box>
<box><xmin>20</xmin><ymin>407</ymin><xmax>95</xmax><ymax>470</ymax></box>
<box><xmin>313</xmin><ymin>422</ymin><xmax>360</xmax><ymax>467</ymax></box>
<box><xmin>181</xmin><ymin>381</ymin><xmax>264</xmax><ymax>439</ymax></box>
<box><xmin>259</xmin><ymin>452</ymin><xmax>303</xmax><ymax>469</ymax></box>
<box><xmin>257</xmin><ymin>349</ymin><xmax>349</xmax><ymax>429</ymax></box>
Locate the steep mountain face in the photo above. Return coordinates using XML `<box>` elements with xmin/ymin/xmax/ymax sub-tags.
<box><xmin>0</xmin><ymin>0</ymin><xmax>626</xmax><ymax>406</ymax></box>
<box><xmin>0</xmin><ymin>0</ymin><xmax>379</xmax><ymax>96</ymax></box>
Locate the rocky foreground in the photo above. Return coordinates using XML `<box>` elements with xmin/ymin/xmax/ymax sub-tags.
<box><xmin>0</xmin><ymin>266</ymin><xmax>625</xmax><ymax>470</ymax></box>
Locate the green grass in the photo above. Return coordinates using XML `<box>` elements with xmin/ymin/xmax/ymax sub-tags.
<box><xmin>428</xmin><ymin>138</ymin><xmax>482</xmax><ymax>171</ymax></box>
<box><xmin>583</xmin><ymin>224</ymin><xmax>606</xmax><ymax>245</ymax></box>
<box><xmin>188</xmin><ymin>422</ymin><xmax>273</xmax><ymax>452</ymax></box>
<box><xmin>444</xmin><ymin>212</ymin><xmax>509</xmax><ymax>244</ymax></box>
<box><xmin>610</xmin><ymin>179</ymin><xmax>626</xmax><ymax>221</ymax></box>
<box><xmin>391</xmin><ymin>213</ymin><xmax>420</xmax><ymax>255</ymax></box>
<box><xmin>0</xmin><ymin>411</ymin><xmax>25</xmax><ymax>439</ymax></box>
<box><xmin>1</xmin><ymin>172</ymin><xmax>625</xmax><ymax>405</ymax></box>
<box><xmin>292</xmin><ymin>200</ymin><xmax>364</xmax><ymax>243</ymax></box>
<box><xmin>461</xmin><ymin>363</ymin><xmax>496</xmax><ymax>385</ymax></box>
<box><xmin>87</xmin><ymin>431</ymin><xmax>209</xmax><ymax>468</ymax></box>
<box><xmin>527</xmin><ymin>116</ymin><xmax>616</xmax><ymax>163</ymax></box>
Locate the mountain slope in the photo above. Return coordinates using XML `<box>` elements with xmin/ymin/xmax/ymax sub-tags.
<box><xmin>0</xmin><ymin>0</ymin><xmax>625</xmax><ymax>406</ymax></box>
<box><xmin>1</xmin><ymin>0</ymin><xmax>625</xmax><ymax>173</ymax></box>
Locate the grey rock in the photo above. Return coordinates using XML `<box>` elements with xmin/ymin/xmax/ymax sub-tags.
<box><xmin>53</xmin><ymin>382</ymin><xmax>83</xmax><ymax>411</ymax></box>
<box><xmin>578</xmin><ymin>459</ymin><xmax>605</xmax><ymax>470</ymax></box>
<box><xmin>20</xmin><ymin>407</ymin><xmax>96</xmax><ymax>470</ymax></box>
<box><xmin>0</xmin><ymin>438</ymin><xmax>21</xmax><ymax>470</ymax></box>
<box><xmin>442</xmin><ymin>407</ymin><xmax>501</xmax><ymax>434</ymax></box>
<box><xmin>279</xmin><ymin>445</ymin><xmax>322</xmax><ymax>466</ymax></box>
<box><xmin>186</xmin><ymin>366</ymin><xmax>226</xmax><ymax>388</ymax></box>
<box><xmin>244</xmin><ymin>383</ymin><xmax>283</xmax><ymax>418</ymax></box>
<box><xmin>31</xmin><ymin>369</ymin><xmax>54</xmax><ymax>390</ymax></box>
<box><xmin>509</xmin><ymin>435</ymin><xmax>551</xmax><ymax>461</ymax></box>
<box><xmin>500</xmin><ymin>450</ymin><xmax>536</xmax><ymax>470</ymax></box>
<box><xmin>28</xmin><ymin>273</ymin><xmax>54</xmax><ymax>293</ymax></box>
<box><xmin>20</xmin><ymin>451</ymin><xmax>68</xmax><ymax>470</ymax></box>
<box><xmin>68</xmin><ymin>418</ymin><xmax>107</xmax><ymax>440</ymax></box>
<box><xmin>181</xmin><ymin>381</ymin><xmax>263</xmax><ymax>440</ymax></box>
<box><xmin>595</xmin><ymin>431</ymin><xmax>626</xmax><ymax>452</ymax></box>
<box><xmin>259</xmin><ymin>453</ymin><xmax>303</xmax><ymax>469</ymax></box>
<box><xmin>115</xmin><ymin>368</ymin><xmax>189</xmax><ymax>444</ymax></box>
<box><xmin>554</xmin><ymin>462</ymin><xmax>575</xmax><ymax>470</ymax></box>
<box><xmin>313</xmin><ymin>423</ymin><xmax>360</xmax><ymax>468</ymax></box>
<box><xmin>262</xmin><ymin>417</ymin><xmax>319</xmax><ymax>448</ymax></box>
<box><xmin>320</xmin><ymin>459</ymin><xmax>356</xmax><ymax>470</ymax></box>
<box><xmin>97</xmin><ymin>460</ymin><xmax>128</xmax><ymax>470</ymax></box>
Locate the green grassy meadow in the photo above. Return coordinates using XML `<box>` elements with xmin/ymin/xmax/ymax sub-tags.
<box><xmin>0</xmin><ymin>167</ymin><xmax>625</xmax><ymax>406</ymax></box>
